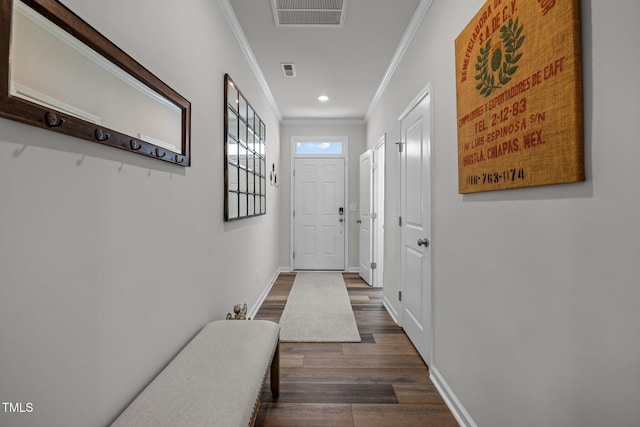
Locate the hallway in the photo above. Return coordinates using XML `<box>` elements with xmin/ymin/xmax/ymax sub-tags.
<box><xmin>254</xmin><ymin>273</ymin><xmax>457</xmax><ymax>426</ymax></box>
<box><xmin>1</xmin><ymin>1</ymin><xmax>638</xmax><ymax>425</ymax></box>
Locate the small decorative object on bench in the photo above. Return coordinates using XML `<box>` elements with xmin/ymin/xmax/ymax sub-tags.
<box><xmin>226</xmin><ymin>303</ymin><xmax>248</xmax><ymax>320</ymax></box>
<box><xmin>110</xmin><ymin>320</ymin><xmax>280</xmax><ymax>427</ymax></box>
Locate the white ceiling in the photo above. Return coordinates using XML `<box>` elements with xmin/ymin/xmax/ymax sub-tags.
<box><xmin>228</xmin><ymin>0</ymin><xmax>422</xmax><ymax>120</ymax></box>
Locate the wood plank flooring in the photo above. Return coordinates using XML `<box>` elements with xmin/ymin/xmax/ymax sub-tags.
<box><xmin>254</xmin><ymin>272</ymin><xmax>458</xmax><ymax>426</ymax></box>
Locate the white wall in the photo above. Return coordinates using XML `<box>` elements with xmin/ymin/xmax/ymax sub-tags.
<box><xmin>279</xmin><ymin>121</ymin><xmax>366</xmax><ymax>271</ymax></box>
<box><xmin>0</xmin><ymin>1</ymin><xmax>281</xmax><ymax>426</ymax></box>
<box><xmin>367</xmin><ymin>0</ymin><xmax>640</xmax><ymax>426</ymax></box>
<box><xmin>11</xmin><ymin>6</ymin><xmax>181</xmax><ymax>149</ymax></box>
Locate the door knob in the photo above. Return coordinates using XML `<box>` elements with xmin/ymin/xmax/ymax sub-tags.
<box><xmin>356</xmin><ymin>219</ymin><xmax>362</xmax><ymax>224</ymax></box>
<box><xmin>339</xmin><ymin>218</ymin><xmax>344</xmax><ymax>223</ymax></box>
<box><xmin>417</xmin><ymin>238</ymin><xmax>429</xmax><ymax>247</ymax></box>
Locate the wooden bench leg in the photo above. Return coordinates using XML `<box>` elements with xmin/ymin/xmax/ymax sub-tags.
<box><xmin>270</xmin><ymin>341</ymin><xmax>280</xmax><ymax>398</ymax></box>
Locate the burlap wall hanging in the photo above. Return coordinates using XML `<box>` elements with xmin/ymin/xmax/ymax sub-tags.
<box><xmin>455</xmin><ymin>0</ymin><xmax>584</xmax><ymax>193</ymax></box>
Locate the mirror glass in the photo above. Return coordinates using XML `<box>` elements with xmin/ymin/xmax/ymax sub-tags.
<box><xmin>239</xmin><ymin>121</ymin><xmax>247</xmax><ymax>146</ymax></box>
<box><xmin>239</xmin><ymin>145</ymin><xmax>247</xmax><ymax>170</ymax></box>
<box><xmin>239</xmin><ymin>194</ymin><xmax>247</xmax><ymax>217</ymax></box>
<box><xmin>227</xmin><ymin>139</ymin><xmax>238</xmax><ymax>164</ymax></box>
<box><xmin>239</xmin><ymin>168</ymin><xmax>247</xmax><ymax>193</ymax></box>
<box><xmin>248</xmin><ymin>173</ymin><xmax>254</xmax><ymax>193</ymax></box>
<box><xmin>228</xmin><ymin>109</ymin><xmax>238</xmax><ymax>140</ymax></box>
<box><xmin>228</xmin><ymin>164</ymin><xmax>238</xmax><ymax>192</ymax></box>
<box><xmin>228</xmin><ymin>192</ymin><xmax>238</xmax><ymax>219</ymax></box>
<box><xmin>1</xmin><ymin>0</ymin><xmax>191</xmax><ymax>165</ymax></box>
<box><xmin>248</xmin><ymin>196</ymin><xmax>254</xmax><ymax>216</ymax></box>
<box><xmin>239</xmin><ymin>96</ymin><xmax>247</xmax><ymax>121</ymax></box>
<box><xmin>247</xmin><ymin>130</ymin><xmax>254</xmax><ymax>153</ymax></box>
<box><xmin>227</xmin><ymin>80</ymin><xmax>237</xmax><ymax>110</ymax></box>
<box><xmin>247</xmin><ymin>106</ymin><xmax>255</xmax><ymax>130</ymax></box>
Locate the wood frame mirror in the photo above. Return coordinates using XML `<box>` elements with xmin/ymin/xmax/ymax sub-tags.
<box><xmin>224</xmin><ymin>74</ymin><xmax>266</xmax><ymax>221</ymax></box>
<box><xmin>0</xmin><ymin>0</ymin><xmax>191</xmax><ymax>165</ymax></box>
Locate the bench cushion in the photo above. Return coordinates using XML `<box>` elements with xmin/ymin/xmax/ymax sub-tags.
<box><xmin>111</xmin><ymin>320</ymin><xmax>280</xmax><ymax>427</ymax></box>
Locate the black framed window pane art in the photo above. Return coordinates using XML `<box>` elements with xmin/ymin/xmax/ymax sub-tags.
<box><xmin>224</xmin><ymin>75</ymin><xmax>266</xmax><ymax>220</ymax></box>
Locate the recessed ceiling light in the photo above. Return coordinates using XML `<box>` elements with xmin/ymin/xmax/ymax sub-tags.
<box><xmin>318</xmin><ymin>95</ymin><xmax>329</xmax><ymax>102</ymax></box>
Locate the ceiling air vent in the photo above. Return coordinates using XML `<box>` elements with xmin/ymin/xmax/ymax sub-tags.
<box><xmin>281</xmin><ymin>63</ymin><xmax>297</xmax><ymax>77</ymax></box>
<box><xmin>271</xmin><ymin>0</ymin><xmax>348</xmax><ymax>27</ymax></box>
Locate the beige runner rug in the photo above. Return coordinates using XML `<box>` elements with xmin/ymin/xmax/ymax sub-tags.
<box><xmin>279</xmin><ymin>272</ymin><xmax>361</xmax><ymax>342</ymax></box>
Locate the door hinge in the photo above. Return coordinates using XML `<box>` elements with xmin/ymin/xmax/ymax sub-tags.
<box><xmin>293</xmin><ymin>210</ymin><xmax>295</xmax><ymax>217</ymax></box>
<box><xmin>372</xmin><ymin>212</ymin><xmax>377</xmax><ymax>220</ymax></box>
<box><xmin>293</xmin><ymin>251</ymin><xmax>295</xmax><ymax>259</ymax></box>
<box><xmin>293</xmin><ymin>169</ymin><xmax>295</xmax><ymax>176</ymax></box>
<box><xmin>370</xmin><ymin>262</ymin><xmax>377</xmax><ymax>269</ymax></box>
<box><xmin>399</xmin><ymin>216</ymin><xmax>403</xmax><ymax>226</ymax></box>
<box><xmin>399</xmin><ymin>291</ymin><xmax>402</xmax><ymax>301</ymax></box>
<box><xmin>396</xmin><ymin>141</ymin><xmax>404</xmax><ymax>153</ymax></box>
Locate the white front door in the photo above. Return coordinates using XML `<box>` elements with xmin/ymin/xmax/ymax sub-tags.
<box><xmin>399</xmin><ymin>91</ymin><xmax>432</xmax><ymax>364</ymax></box>
<box><xmin>359</xmin><ymin>150</ymin><xmax>373</xmax><ymax>285</ymax></box>
<box><xmin>293</xmin><ymin>158</ymin><xmax>345</xmax><ymax>270</ymax></box>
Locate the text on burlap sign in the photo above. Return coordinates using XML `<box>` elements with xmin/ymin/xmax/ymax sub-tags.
<box><xmin>455</xmin><ymin>0</ymin><xmax>584</xmax><ymax>193</ymax></box>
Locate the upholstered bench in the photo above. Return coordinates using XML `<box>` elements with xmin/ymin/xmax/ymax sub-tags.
<box><xmin>111</xmin><ymin>320</ymin><xmax>280</xmax><ymax>427</ymax></box>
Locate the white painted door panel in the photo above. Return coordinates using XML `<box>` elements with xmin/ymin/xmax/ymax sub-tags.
<box><xmin>359</xmin><ymin>150</ymin><xmax>373</xmax><ymax>285</ymax></box>
<box><xmin>400</xmin><ymin>93</ymin><xmax>432</xmax><ymax>364</ymax></box>
<box><xmin>372</xmin><ymin>138</ymin><xmax>385</xmax><ymax>288</ymax></box>
<box><xmin>294</xmin><ymin>158</ymin><xmax>345</xmax><ymax>270</ymax></box>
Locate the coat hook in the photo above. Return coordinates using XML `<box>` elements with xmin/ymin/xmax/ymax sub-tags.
<box><xmin>95</xmin><ymin>128</ymin><xmax>110</xmax><ymax>141</ymax></box>
<box><xmin>44</xmin><ymin>111</ymin><xmax>64</xmax><ymax>128</ymax></box>
<box><xmin>155</xmin><ymin>148</ymin><xmax>165</xmax><ymax>158</ymax></box>
<box><xmin>129</xmin><ymin>139</ymin><xmax>142</xmax><ymax>151</ymax></box>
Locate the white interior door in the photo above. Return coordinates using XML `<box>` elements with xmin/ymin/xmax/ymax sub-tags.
<box><xmin>399</xmin><ymin>92</ymin><xmax>432</xmax><ymax>364</ymax></box>
<box><xmin>359</xmin><ymin>150</ymin><xmax>373</xmax><ymax>285</ymax></box>
<box><xmin>294</xmin><ymin>158</ymin><xmax>345</xmax><ymax>270</ymax></box>
<box><xmin>372</xmin><ymin>137</ymin><xmax>385</xmax><ymax>288</ymax></box>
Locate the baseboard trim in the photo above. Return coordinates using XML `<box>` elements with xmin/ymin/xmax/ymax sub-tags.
<box><xmin>382</xmin><ymin>296</ymin><xmax>399</xmax><ymax>325</ymax></box>
<box><xmin>430</xmin><ymin>365</ymin><xmax>478</xmax><ymax>427</ymax></box>
<box><xmin>249</xmin><ymin>267</ymin><xmax>288</xmax><ymax>319</ymax></box>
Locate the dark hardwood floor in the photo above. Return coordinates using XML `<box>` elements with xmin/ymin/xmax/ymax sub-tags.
<box><xmin>254</xmin><ymin>272</ymin><xmax>458</xmax><ymax>426</ymax></box>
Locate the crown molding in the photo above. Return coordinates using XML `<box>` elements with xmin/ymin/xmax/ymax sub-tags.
<box><xmin>218</xmin><ymin>0</ymin><xmax>282</xmax><ymax>121</ymax></box>
<box><xmin>365</xmin><ymin>0</ymin><xmax>434</xmax><ymax>121</ymax></box>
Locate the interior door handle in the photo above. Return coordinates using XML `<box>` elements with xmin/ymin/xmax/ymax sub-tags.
<box><xmin>417</xmin><ymin>238</ymin><xmax>429</xmax><ymax>247</ymax></box>
<box><xmin>356</xmin><ymin>219</ymin><xmax>362</xmax><ymax>224</ymax></box>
